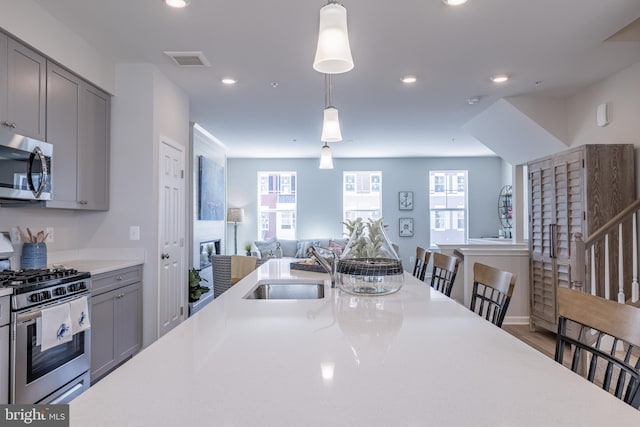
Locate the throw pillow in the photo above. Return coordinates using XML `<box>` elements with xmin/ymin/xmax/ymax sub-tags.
<box><xmin>329</xmin><ymin>239</ymin><xmax>346</xmax><ymax>256</ymax></box>
<box><xmin>278</xmin><ymin>240</ymin><xmax>298</xmax><ymax>258</ymax></box>
<box><xmin>254</xmin><ymin>238</ymin><xmax>277</xmax><ymax>258</ymax></box>
<box><xmin>295</xmin><ymin>240</ymin><xmax>320</xmax><ymax>258</ymax></box>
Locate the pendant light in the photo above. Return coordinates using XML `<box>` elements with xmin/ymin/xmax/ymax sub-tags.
<box><xmin>313</xmin><ymin>1</ymin><xmax>354</xmax><ymax>74</ymax></box>
<box><xmin>319</xmin><ymin>143</ymin><xmax>334</xmax><ymax>169</ymax></box>
<box><xmin>321</xmin><ymin>74</ymin><xmax>342</xmax><ymax>142</ymax></box>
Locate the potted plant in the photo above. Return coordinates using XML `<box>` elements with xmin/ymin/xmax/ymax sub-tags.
<box><xmin>188</xmin><ymin>268</ymin><xmax>210</xmax><ymax>302</ymax></box>
<box><xmin>244</xmin><ymin>242</ymin><xmax>252</xmax><ymax>256</ymax></box>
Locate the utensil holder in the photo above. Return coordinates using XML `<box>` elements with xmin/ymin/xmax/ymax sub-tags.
<box><xmin>21</xmin><ymin>243</ymin><xmax>47</xmax><ymax>269</ymax></box>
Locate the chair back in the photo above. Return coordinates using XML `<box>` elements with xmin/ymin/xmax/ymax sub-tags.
<box><xmin>429</xmin><ymin>252</ymin><xmax>460</xmax><ymax>297</ymax></box>
<box><xmin>412</xmin><ymin>247</ymin><xmax>431</xmax><ymax>281</ymax></box>
<box><xmin>469</xmin><ymin>262</ymin><xmax>516</xmax><ymax>327</ymax></box>
<box><xmin>555</xmin><ymin>287</ymin><xmax>640</xmax><ymax>408</ymax></box>
<box><xmin>211</xmin><ymin>255</ymin><xmax>266</xmax><ymax>298</ymax></box>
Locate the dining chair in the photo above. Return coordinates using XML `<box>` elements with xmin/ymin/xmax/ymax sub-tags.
<box><xmin>412</xmin><ymin>246</ymin><xmax>431</xmax><ymax>281</ymax></box>
<box><xmin>429</xmin><ymin>252</ymin><xmax>461</xmax><ymax>297</ymax></box>
<box><xmin>211</xmin><ymin>255</ymin><xmax>265</xmax><ymax>298</ymax></box>
<box><xmin>469</xmin><ymin>262</ymin><xmax>516</xmax><ymax>327</ymax></box>
<box><xmin>555</xmin><ymin>287</ymin><xmax>640</xmax><ymax>409</ymax></box>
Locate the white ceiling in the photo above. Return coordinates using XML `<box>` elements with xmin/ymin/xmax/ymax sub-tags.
<box><xmin>32</xmin><ymin>0</ymin><xmax>640</xmax><ymax>159</ymax></box>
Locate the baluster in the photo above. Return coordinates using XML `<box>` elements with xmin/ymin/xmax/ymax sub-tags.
<box><xmin>605</xmin><ymin>234</ymin><xmax>610</xmax><ymax>300</ymax></box>
<box><xmin>618</xmin><ymin>223</ymin><xmax>625</xmax><ymax>303</ymax></box>
<box><xmin>571</xmin><ymin>232</ymin><xmax>585</xmax><ymax>291</ymax></box>
<box><xmin>633</xmin><ymin>212</ymin><xmax>639</xmax><ymax>303</ymax></box>
<box><xmin>590</xmin><ymin>246</ymin><xmax>596</xmax><ymax>296</ymax></box>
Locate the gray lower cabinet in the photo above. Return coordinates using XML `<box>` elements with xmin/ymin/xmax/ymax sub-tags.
<box><xmin>90</xmin><ymin>266</ymin><xmax>142</xmax><ymax>383</ymax></box>
<box><xmin>0</xmin><ymin>33</ymin><xmax>46</xmax><ymax>140</ymax></box>
<box><xmin>0</xmin><ymin>296</ymin><xmax>9</xmax><ymax>404</ymax></box>
<box><xmin>45</xmin><ymin>61</ymin><xmax>110</xmax><ymax>210</ymax></box>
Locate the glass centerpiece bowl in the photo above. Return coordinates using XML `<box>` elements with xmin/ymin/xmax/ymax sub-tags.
<box><xmin>336</xmin><ymin>218</ymin><xmax>404</xmax><ymax>296</ymax></box>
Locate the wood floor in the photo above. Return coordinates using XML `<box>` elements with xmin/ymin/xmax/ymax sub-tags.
<box><xmin>503</xmin><ymin>324</ymin><xmax>558</xmax><ymax>359</ymax></box>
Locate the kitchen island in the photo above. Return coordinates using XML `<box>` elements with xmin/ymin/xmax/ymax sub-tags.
<box><xmin>70</xmin><ymin>259</ymin><xmax>640</xmax><ymax>426</ymax></box>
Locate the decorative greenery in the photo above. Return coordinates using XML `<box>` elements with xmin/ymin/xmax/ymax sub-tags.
<box><xmin>206</xmin><ymin>244</ymin><xmax>214</xmax><ymax>257</ymax></box>
<box><xmin>188</xmin><ymin>268</ymin><xmax>210</xmax><ymax>302</ymax></box>
<box><xmin>342</xmin><ymin>217</ymin><xmax>389</xmax><ymax>258</ymax></box>
<box><xmin>244</xmin><ymin>242</ymin><xmax>252</xmax><ymax>256</ymax></box>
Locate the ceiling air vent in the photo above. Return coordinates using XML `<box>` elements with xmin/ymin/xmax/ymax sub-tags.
<box><xmin>164</xmin><ymin>51</ymin><xmax>211</xmax><ymax>67</ymax></box>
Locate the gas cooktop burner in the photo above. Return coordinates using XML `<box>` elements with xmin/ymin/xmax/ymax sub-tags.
<box><xmin>0</xmin><ymin>268</ymin><xmax>91</xmax><ymax>295</ymax></box>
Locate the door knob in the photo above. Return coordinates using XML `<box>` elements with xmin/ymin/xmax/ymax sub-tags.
<box><xmin>161</xmin><ymin>253</ymin><xmax>170</xmax><ymax>260</ymax></box>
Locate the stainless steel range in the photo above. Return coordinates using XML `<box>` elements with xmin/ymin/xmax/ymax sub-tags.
<box><xmin>0</xmin><ymin>268</ymin><xmax>92</xmax><ymax>404</ymax></box>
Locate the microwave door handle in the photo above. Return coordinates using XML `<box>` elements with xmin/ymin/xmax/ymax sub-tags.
<box><xmin>27</xmin><ymin>146</ymin><xmax>47</xmax><ymax>198</ymax></box>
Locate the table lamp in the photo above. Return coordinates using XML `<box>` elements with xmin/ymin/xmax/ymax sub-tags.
<box><xmin>227</xmin><ymin>208</ymin><xmax>244</xmax><ymax>255</ymax></box>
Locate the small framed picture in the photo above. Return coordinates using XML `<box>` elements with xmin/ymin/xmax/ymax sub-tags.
<box><xmin>399</xmin><ymin>218</ymin><xmax>414</xmax><ymax>237</ymax></box>
<box><xmin>399</xmin><ymin>191</ymin><xmax>413</xmax><ymax>210</ymax></box>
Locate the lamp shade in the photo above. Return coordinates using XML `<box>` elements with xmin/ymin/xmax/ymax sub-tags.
<box><xmin>321</xmin><ymin>107</ymin><xmax>343</xmax><ymax>142</ymax></box>
<box><xmin>227</xmin><ymin>208</ymin><xmax>244</xmax><ymax>223</ymax></box>
<box><xmin>313</xmin><ymin>3</ymin><xmax>354</xmax><ymax>74</ymax></box>
<box><xmin>319</xmin><ymin>144</ymin><xmax>334</xmax><ymax>169</ymax></box>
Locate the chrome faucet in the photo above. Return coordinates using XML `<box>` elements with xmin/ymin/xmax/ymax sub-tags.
<box><xmin>308</xmin><ymin>246</ymin><xmax>337</xmax><ymax>288</ymax></box>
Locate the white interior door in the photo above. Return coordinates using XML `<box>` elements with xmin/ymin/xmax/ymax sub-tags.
<box><xmin>158</xmin><ymin>138</ymin><xmax>186</xmax><ymax>337</ymax></box>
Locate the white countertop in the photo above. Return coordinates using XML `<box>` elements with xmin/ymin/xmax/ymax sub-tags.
<box><xmin>0</xmin><ymin>287</ymin><xmax>12</xmax><ymax>297</ymax></box>
<box><xmin>70</xmin><ymin>258</ymin><xmax>640</xmax><ymax>426</ymax></box>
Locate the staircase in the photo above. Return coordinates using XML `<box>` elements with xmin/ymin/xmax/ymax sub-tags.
<box><xmin>571</xmin><ymin>199</ymin><xmax>640</xmax><ymax>306</ymax></box>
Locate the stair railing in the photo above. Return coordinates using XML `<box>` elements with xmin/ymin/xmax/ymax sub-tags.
<box><xmin>571</xmin><ymin>199</ymin><xmax>640</xmax><ymax>304</ymax></box>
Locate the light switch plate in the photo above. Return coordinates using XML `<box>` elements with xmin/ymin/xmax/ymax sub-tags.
<box><xmin>129</xmin><ymin>226</ymin><xmax>140</xmax><ymax>241</ymax></box>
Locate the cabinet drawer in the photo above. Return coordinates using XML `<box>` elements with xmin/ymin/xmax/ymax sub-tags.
<box><xmin>92</xmin><ymin>265</ymin><xmax>142</xmax><ymax>295</ymax></box>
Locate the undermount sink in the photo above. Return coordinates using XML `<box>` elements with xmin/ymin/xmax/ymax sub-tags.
<box><xmin>244</xmin><ymin>280</ymin><xmax>326</xmax><ymax>300</ymax></box>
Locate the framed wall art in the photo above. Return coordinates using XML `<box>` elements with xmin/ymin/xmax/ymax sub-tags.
<box><xmin>399</xmin><ymin>191</ymin><xmax>413</xmax><ymax>210</ymax></box>
<box><xmin>399</xmin><ymin>218</ymin><xmax>414</xmax><ymax>237</ymax></box>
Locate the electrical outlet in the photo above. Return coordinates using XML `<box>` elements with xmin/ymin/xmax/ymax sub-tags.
<box><xmin>45</xmin><ymin>227</ymin><xmax>54</xmax><ymax>243</ymax></box>
<box><xmin>129</xmin><ymin>226</ymin><xmax>140</xmax><ymax>241</ymax></box>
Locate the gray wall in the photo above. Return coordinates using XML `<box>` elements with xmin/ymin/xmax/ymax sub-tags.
<box><xmin>227</xmin><ymin>156</ymin><xmax>503</xmax><ymax>269</ymax></box>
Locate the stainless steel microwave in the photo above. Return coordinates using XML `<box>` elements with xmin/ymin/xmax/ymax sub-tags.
<box><xmin>0</xmin><ymin>127</ymin><xmax>52</xmax><ymax>201</ymax></box>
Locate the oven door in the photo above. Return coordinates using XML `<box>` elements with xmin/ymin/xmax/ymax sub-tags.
<box><xmin>11</xmin><ymin>295</ymin><xmax>91</xmax><ymax>404</ymax></box>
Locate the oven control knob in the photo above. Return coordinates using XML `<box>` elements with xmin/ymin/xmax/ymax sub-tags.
<box><xmin>42</xmin><ymin>291</ymin><xmax>51</xmax><ymax>300</ymax></box>
<box><xmin>54</xmin><ymin>287</ymin><xmax>67</xmax><ymax>296</ymax></box>
<box><xmin>29</xmin><ymin>293</ymin><xmax>41</xmax><ymax>303</ymax></box>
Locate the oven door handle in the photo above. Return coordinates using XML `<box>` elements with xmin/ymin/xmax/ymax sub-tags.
<box><xmin>15</xmin><ymin>293</ymin><xmax>91</xmax><ymax>324</ymax></box>
<box><xmin>27</xmin><ymin>146</ymin><xmax>48</xmax><ymax>198</ymax></box>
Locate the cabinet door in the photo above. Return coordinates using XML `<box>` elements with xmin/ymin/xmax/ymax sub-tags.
<box><xmin>5</xmin><ymin>38</ymin><xmax>46</xmax><ymax>140</ymax></box>
<box><xmin>116</xmin><ymin>282</ymin><xmax>142</xmax><ymax>360</ymax></box>
<box><xmin>90</xmin><ymin>290</ymin><xmax>118</xmax><ymax>382</ymax></box>
<box><xmin>78</xmin><ymin>84</ymin><xmax>110</xmax><ymax>210</ymax></box>
<box><xmin>552</xmin><ymin>150</ymin><xmax>584</xmax><ymax>290</ymax></box>
<box><xmin>0</xmin><ymin>325</ymin><xmax>8</xmax><ymax>404</ymax></box>
<box><xmin>529</xmin><ymin>158</ymin><xmax>557</xmax><ymax>328</ymax></box>
<box><xmin>46</xmin><ymin>62</ymin><xmax>80</xmax><ymax>208</ymax></box>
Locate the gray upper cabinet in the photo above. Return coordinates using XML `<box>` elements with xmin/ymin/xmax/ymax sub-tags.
<box><xmin>46</xmin><ymin>61</ymin><xmax>110</xmax><ymax>210</ymax></box>
<box><xmin>46</xmin><ymin>62</ymin><xmax>80</xmax><ymax>208</ymax></box>
<box><xmin>0</xmin><ymin>33</ymin><xmax>46</xmax><ymax>140</ymax></box>
<box><xmin>78</xmin><ymin>84</ymin><xmax>110</xmax><ymax>210</ymax></box>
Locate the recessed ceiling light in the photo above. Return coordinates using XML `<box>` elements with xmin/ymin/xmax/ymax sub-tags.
<box><xmin>164</xmin><ymin>0</ymin><xmax>190</xmax><ymax>8</ymax></box>
<box><xmin>221</xmin><ymin>78</ymin><xmax>237</xmax><ymax>85</ymax></box>
<box><xmin>401</xmin><ymin>75</ymin><xmax>417</xmax><ymax>84</ymax></box>
<box><xmin>442</xmin><ymin>0</ymin><xmax>468</xmax><ymax>6</ymax></box>
<box><xmin>490</xmin><ymin>74</ymin><xmax>509</xmax><ymax>83</ymax></box>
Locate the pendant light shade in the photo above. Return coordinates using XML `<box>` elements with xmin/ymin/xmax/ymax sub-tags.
<box><xmin>319</xmin><ymin>143</ymin><xmax>334</xmax><ymax>169</ymax></box>
<box><xmin>313</xmin><ymin>2</ymin><xmax>354</xmax><ymax>74</ymax></box>
<box><xmin>321</xmin><ymin>107</ymin><xmax>342</xmax><ymax>142</ymax></box>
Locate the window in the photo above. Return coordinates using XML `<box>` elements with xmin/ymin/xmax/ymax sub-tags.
<box><xmin>429</xmin><ymin>170</ymin><xmax>467</xmax><ymax>246</ymax></box>
<box><xmin>257</xmin><ymin>171</ymin><xmax>297</xmax><ymax>240</ymax></box>
<box><xmin>343</xmin><ymin>171</ymin><xmax>382</xmax><ymax>228</ymax></box>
